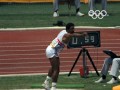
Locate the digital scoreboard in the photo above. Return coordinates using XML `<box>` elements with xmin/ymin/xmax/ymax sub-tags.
<box><xmin>67</xmin><ymin>31</ymin><xmax>100</xmax><ymax>48</ymax></box>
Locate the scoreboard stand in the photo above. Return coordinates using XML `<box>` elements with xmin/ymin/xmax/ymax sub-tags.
<box><xmin>67</xmin><ymin>31</ymin><xmax>101</xmax><ymax>77</ymax></box>
<box><xmin>68</xmin><ymin>47</ymin><xmax>100</xmax><ymax>77</ymax></box>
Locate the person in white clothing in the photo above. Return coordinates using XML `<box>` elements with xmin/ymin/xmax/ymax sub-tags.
<box><xmin>95</xmin><ymin>57</ymin><xmax>120</xmax><ymax>84</ymax></box>
<box><xmin>53</xmin><ymin>0</ymin><xmax>85</xmax><ymax>17</ymax></box>
<box><xmin>42</xmin><ymin>23</ymin><xmax>88</xmax><ymax>90</ymax></box>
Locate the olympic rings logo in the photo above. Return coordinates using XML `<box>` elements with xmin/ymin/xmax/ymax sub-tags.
<box><xmin>88</xmin><ymin>10</ymin><xmax>107</xmax><ymax>19</ymax></box>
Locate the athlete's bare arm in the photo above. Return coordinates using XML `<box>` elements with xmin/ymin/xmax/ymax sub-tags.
<box><xmin>62</xmin><ymin>32</ymin><xmax>88</xmax><ymax>44</ymax></box>
<box><xmin>72</xmin><ymin>32</ymin><xmax>88</xmax><ymax>37</ymax></box>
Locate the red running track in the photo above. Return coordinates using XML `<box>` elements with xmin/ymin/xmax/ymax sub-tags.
<box><xmin>0</xmin><ymin>28</ymin><xmax>120</xmax><ymax>75</ymax></box>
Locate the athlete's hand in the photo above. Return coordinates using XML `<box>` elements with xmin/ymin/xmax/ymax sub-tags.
<box><xmin>82</xmin><ymin>32</ymin><xmax>88</xmax><ymax>37</ymax></box>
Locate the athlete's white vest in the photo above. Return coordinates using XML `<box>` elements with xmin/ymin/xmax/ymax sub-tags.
<box><xmin>50</xmin><ymin>30</ymin><xmax>67</xmax><ymax>53</ymax></box>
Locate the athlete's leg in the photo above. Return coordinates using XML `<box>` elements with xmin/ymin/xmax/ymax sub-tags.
<box><xmin>49</xmin><ymin>56</ymin><xmax>60</xmax><ymax>82</ymax></box>
<box><xmin>49</xmin><ymin>56</ymin><xmax>60</xmax><ymax>90</ymax></box>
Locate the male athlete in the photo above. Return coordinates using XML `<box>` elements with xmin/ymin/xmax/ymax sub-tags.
<box><xmin>42</xmin><ymin>23</ymin><xmax>88</xmax><ymax>90</ymax></box>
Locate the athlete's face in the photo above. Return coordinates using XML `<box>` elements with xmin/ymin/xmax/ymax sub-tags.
<box><xmin>69</xmin><ymin>26</ymin><xmax>74</xmax><ymax>34</ymax></box>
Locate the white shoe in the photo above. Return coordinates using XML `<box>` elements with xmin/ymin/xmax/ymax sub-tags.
<box><xmin>42</xmin><ymin>82</ymin><xmax>50</xmax><ymax>90</ymax></box>
<box><xmin>95</xmin><ymin>77</ymin><xmax>106</xmax><ymax>83</ymax></box>
<box><xmin>53</xmin><ymin>12</ymin><xmax>59</xmax><ymax>17</ymax></box>
<box><xmin>107</xmin><ymin>78</ymin><xmax>118</xmax><ymax>84</ymax></box>
<box><xmin>51</xmin><ymin>86</ymin><xmax>56</xmax><ymax>90</ymax></box>
<box><xmin>76</xmin><ymin>12</ymin><xmax>85</xmax><ymax>16</ymax></box>
<box><xmin>106</xmin><ymin>14</ymin><xmax>109</xmax><ymax>16</ymax></box>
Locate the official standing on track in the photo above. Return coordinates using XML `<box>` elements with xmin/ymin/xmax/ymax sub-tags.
<box><xmin>42</xmin><ymin>23</ymin><xmax>88</xmax><ymax>90</ymax></box>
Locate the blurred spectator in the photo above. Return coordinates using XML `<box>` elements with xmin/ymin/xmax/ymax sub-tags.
<box><xmin>53</xmin><ymin>0</ymin><xmax>85</xmax><ymax>17</ymax></box>
<box><xmin>89</xmin><ymin>0</ymin><xmax>107</xmax><ymax>10</ymax></box>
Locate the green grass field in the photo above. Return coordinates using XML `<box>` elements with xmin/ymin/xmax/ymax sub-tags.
<box><xmin>0</xmin><ymin>73</ymin><xmax>119</xmax><ymax>90</ymax></box>
<box><xmin>0</xmin><ymin>2</ymin><xmax>120</xmax><ymax>28</ymax></box>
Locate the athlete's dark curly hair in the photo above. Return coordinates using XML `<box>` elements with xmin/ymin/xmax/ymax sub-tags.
<box><xmin>66</xmin><ymin>23</ymin><xmax>74</xmax><ymax>32</ymax></box>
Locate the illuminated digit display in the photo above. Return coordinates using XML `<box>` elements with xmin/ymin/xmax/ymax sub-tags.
<box><xmin>67</xmin><ymin>31</ymin><xmax>100</xmax><ymax>48</ymax></box>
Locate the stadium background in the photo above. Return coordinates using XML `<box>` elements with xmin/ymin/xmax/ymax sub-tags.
<box><xmin>0</xmin><ymin>0</ymin><xmax>120</xmax><ymax>76</ymax></box>
<box><xmin>0</xmin><ymin>28</ymin><xmax>120</xmax><ymax>75</ymax></box>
